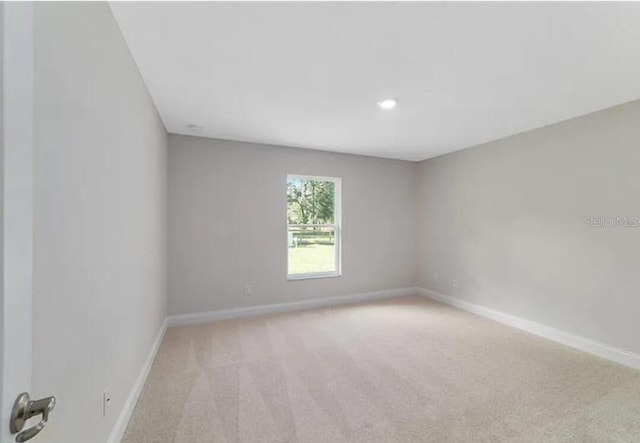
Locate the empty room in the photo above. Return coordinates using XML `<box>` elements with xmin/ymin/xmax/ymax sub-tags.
<box><xmin>2</xmin><ymin>1</ymin><xmax>640</xmax><ymax>442</ymax></box>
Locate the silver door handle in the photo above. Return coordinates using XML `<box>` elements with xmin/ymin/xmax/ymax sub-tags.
<box><xmin>10</xmin><ymin>392</ymin><xmax>56</xmax><ymax>442</ymax></box>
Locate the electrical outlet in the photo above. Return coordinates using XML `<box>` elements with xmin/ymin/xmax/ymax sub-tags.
<box><xmin>102</xmin><ymin>389</ymin><xmax>112</xmax><ymax>418</ymax></box>
<box><xmin>452</xmin><ymin>279</ymin><xmax>458</xmax><ymax>288</ymax></box>
<box><xmin>433</xmin><ymin>273</ymin><xmax>439</xmax><ymax>282</ymax></box>
<box><xmin>244</xmin><ymin>284</ymin><xmax>252</xmax><ymax>296</ymax></box>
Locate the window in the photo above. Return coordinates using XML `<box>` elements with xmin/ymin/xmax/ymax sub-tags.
<box><xmin>287</xmin><ymin>175</ymin><xmax>341</xmax><ymax>279</ymax></box>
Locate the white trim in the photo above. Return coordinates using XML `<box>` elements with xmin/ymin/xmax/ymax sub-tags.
<box><xmin>418</xmin><ymin>287</ymin><xmax>640</xmax><ymax>370</ymax></box>
<box><xmin>287</xmin><ymin>271</ymin><xmax>341</xmax><ymax>281</ymax></box>
<box><xmin>108</xmin><ymin>287</ymin><xmax>640</xmax><ymax>441</ymax></box>
<box><xmin>167</xmin><ymin>287</ymin><xmax>418</xmax><ymax>327</ymax></box>
<box><xmin>107</xmin><ymin>318</ymin><xmax>168</xmax><ymax>443</ymax></box>
<box><xmin>1</xmin><ymin>3</ymin><xmax>34</xmax><ymax>440</ymax></box>
<box><xmin>286</xmin><ymin>174</ymin><xmax>342</xmax><ymax>280</ymax></box>
<box><xmin>286</xmin><ymin>174</ymin><xmax>339</xmax><ymax>183</ymax></box>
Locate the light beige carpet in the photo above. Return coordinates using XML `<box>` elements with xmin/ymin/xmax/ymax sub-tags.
<box><xmin>123</xmin><ymin>296</ymin><xmax>640</xmax><ymax>442</ymax></box>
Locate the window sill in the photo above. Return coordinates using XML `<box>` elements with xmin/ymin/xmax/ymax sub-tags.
<box><xmin>287</xmin><ymin>272</ymin><xmax>341</xmax><ymax>281</ymax></box>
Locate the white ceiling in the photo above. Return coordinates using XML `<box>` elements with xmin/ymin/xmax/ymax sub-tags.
<box><xmin>110</xmin><ymin>2</ymin><xmax>640</xmax><ymax>161</ymax></box>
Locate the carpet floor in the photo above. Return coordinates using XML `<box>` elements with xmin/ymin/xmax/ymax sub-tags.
<box><xmin>122</xmin><ymin>296</ymin><xmax>640</xmax><ymax>442</ymax></box>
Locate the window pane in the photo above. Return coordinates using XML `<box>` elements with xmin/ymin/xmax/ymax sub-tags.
<box><xmin>288</xmin><ymin>226</ymin><xmax>337</xmax><ymax>275</ymax></box>
<box><xmin>287</xmin><ymin>178</ymin><xmax>335</xmax><ymax>225</ymax></box>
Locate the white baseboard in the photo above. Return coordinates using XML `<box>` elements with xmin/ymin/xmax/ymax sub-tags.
<box><xmin>167</xmin><ymin>287</ymin><xmax>419</xmax><ymax>327</ymax></box>
<box><xmin>418</xmin><ymin>287</ymin><xmax>640</xmax><ymax>371</ymax></box>
<box><xmin>108</xmin><ymin>318</ymin><xmax>168</xmax><ymax>443</ymax></box>
<box><xmin>106</xmin><ymin>287</ymin><xmax>640</xmax><ymax>442</ymax></box>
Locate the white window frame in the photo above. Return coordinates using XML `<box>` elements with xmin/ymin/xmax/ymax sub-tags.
<box><xmin>287</xmin><ymin>174</ymin><xmax>342</xmax><ymax>280</ymax></box>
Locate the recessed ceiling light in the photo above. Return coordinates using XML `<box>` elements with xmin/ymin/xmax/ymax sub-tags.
<box><xmin>187</xmin><ymin>124</ymin><xmax>203</xmax><ymax>133</ymax></box>
<box><xmin>377</xmin><ymin>98</ymin><xmax>397</xmax><ymax>109</ymax></box>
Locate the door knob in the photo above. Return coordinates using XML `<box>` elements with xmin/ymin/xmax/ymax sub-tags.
<box><xmin>10</xmin><ymin>392</ymin><xmax>56</xmax><ymax>442</ymax></box>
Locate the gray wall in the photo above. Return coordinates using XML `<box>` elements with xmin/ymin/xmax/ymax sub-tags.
<box><xmin>33</xmin><ymin>3</ymin><xmax>167</xmax><ymax>442</ymax></box>
<box><xmin>416</xmin><ymin>99</ymin><xmax>640</xmax><ymax>354</ymax></box>
<box><xmin>168</xmin><ymin>135</ymin><xmax>417</xmax><ymax>315</ymax></box>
